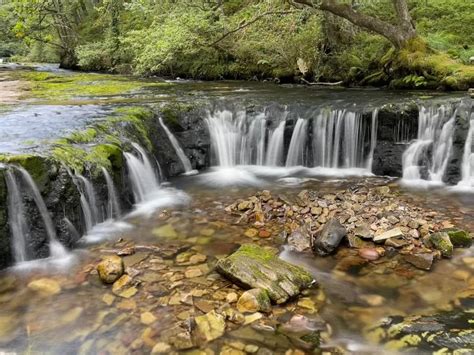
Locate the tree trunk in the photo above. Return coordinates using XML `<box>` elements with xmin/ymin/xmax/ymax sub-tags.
<box><xmin>293</xmin><ymin>0</ymin><xmax>417</xmax><ymax>49</ymax></box>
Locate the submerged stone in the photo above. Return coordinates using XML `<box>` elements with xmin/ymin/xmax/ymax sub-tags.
<box><xmin>444</xmin><ymin>229</ymin><xmax>473</xmax><ymax>248</ymax></box>
<box><xmin>237</xmin><ymin>288</ymin><xmax>271</xmax><ymax>313</ymax></box>
<box><xmin>194</xmin><ymin>310</ymin><xmax>226</xmax><ymax>342</ymax></box>
<box><xmin>426</xmin><ymin>232</ymin><xmax>453</xmax><ymax>258</ymax></box>
<box><xmin>312</xmin><ymin>218</ymin><xmax>347</xmax><ymax>256</ymax></box>
<box><xmin>27</xmin><ymin>278</ymin><xmax>61</xmax><ymax>296</ymax></box>
<box><xmin>404</xmin><ymin>253</ymin><xmax>434</xmax><ymax>270</ymax></box>
<box><xmin>97</xmin><ymin>255</ymin><xmax>124</xmax><ymax>284</ymax></box>
<box><xmin>216</xmin><ymin>244</ymin><xmax>314</xmax><ymax>304</ymax></box>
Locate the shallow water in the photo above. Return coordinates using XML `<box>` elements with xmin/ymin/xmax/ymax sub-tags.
<box><xmin>0</xmin><ymin>171</ymin><xmax>472</xmax><ymax>354</ymax></box>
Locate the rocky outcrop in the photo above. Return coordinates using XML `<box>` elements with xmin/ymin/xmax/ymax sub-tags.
<box><xmin>216</xmin><ymin>244</ymin><xmax>314</xmax><ymax>304</ymax></box>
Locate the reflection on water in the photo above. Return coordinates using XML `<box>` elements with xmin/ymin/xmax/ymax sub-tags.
<box><xmin>0</xmin><ymin>172</ymin><xmax>472</xmax><ymax>353</ymax></box>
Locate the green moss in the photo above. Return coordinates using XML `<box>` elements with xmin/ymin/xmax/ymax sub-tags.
<box><xmin>426</xmin><ymin>232</ymin><xmax>454</xmax><ymax>257</ymax></box>
<box><xmin>69</xmin><ymin>128</ymin><xmax>98</xmax><ymax>143</ymax></box>
<box><xmin>0</xmin><ymin>154</ymin><xmax>50</xmax><ymax>189</ymax></box>
<box><xmin>444</xmin><ymin>229</ymin><xmax>473</xmax><ymax>248</ymax></box>
<box><xmin>17</xmin><ymin>70</ymin><xmax>171</xmax><ymax>102</ymax></box>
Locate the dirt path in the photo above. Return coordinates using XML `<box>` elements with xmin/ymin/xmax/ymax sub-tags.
<box><xmin>0</xmin><ymin>71</ymin><xmax>26</xmax><ymax>104</ymax></box>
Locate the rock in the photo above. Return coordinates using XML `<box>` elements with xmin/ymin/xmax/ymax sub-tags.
<box><xmin>237</xmin><ymin>288</ymin><xmax>271</xmax><ymax>313</ymax></box>
<box><xmin>258</xmin><ymin>230</ymin><xmax>271</xmax><ymax>238</ymax></box>
<box><xmin>354</xmin><ymin>225</ymin><xmax>372</xmax><ymax>239</ymax></box>
<box><xmin>119</xmin><ymin>287</ymin><xmax>138</xmax><ymax>298</ymax></box>
<box><xmin>425</xmin><ymin>232</ymin><xmax>453</xmax><ymax>258</ymax></box>
<box><xmin>373</xmin><ymin>228</ymin><xmax>403</xmax><ymax>242</ymax></box>
<box><xmin>141</xmin><ymin>312</ymin><xmax>157</xmax><ymax>325</ymax></box>
<box><xmin>185</xmin><ymin>268</ymin><xmax>203</xmax><ymax>278</ymax></box>
<box><xmin>226</xmin><ymin>292</ymin><xmax>238</xmax><ymax>303</ymax></box>
<box><xmin>153</xmin><ymin>224</ymin><xmax>178</xmax><ymax>238</ymax></box>
<box><xmin>97</xmin><ymin>255</ymin><xmax>124</xmax><ymax>284</ymax></box>
<box><xmin>216</xmin><ymin>244</ymin><xmax>314</xmax><ymax>304</ymax></box>
<box><xmin>347</xmin><ymin>235</ymin><xmax>366</xmax><ymax>248</ymax></box>
<box><xmin>244</xmin><ymin>312</ymin><xmax>263</xmax><ymax>325</ymax></box>
<box><xmin>194</xmin><ymin>310</ymin><xmax>225</xmax><ymax>342</ymax></box>
<box><xmin>27</xmin><ymin>278</ymin><xmax>61</xmax><ymax>296</ymax></box>
<box><xmin>244</xmin><ymin>228</ymin><xmax>258</xmax><ymax>238</ymax></box>
<box><xmin>358</xmin><ymin>248</ymin><xmax>380</xmax><ymax>261</ymax></box>
<box><xmin>151</xmin><ymin>342</ymin><xmax>171</xmax><ymax>354</ymax></box>
<box><xmin>112</xmin><ymin>274</ymin><xmax>132</xmax><ymax>294</ymax></box>
<box><xmin>238</xmin><ymin>200</ymin><xmax>253</xmax><ymax>211</ymax></box>
<box><xmin>311</xmin><ymin>218</ymin><xmax>347</xmax><ymax>256</ymax></box>
<box><xmin>385</xmin><ymin>237</ymin><xmax>409</xmax><ymax>248</ymax></box>
<box><xmin>287</xmin><ymin>227</ymin><xmax>311</xmax><ymax>252</ymax></box>
<box><xmin>404</xmin><ymin>253</ymin><xmax>434</xmax><ymax>271</ymax></box>
<box><xmin>444</xmin><ymin>229</ymin><xmax>472</xmax><ymax>248</ymax></box>
<box><xmin>102</xmin><ymin>293</ymin><xmax>115</xmax><ymax>306</ymax></box>
<box><xmin>375</xmin><ymin>186</ymin><xmax>390</xmax><ymax>196</ymax></box>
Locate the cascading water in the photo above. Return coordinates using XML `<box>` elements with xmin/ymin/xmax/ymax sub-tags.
<box><xmin>15</xmin><ymin>166</ymin><xmax>68</xmax><ymax>258</ymax></box>
<box><xmin>102</xmin><ymin>167</ymin><xmax>121</xmax><ymax>219</ymax></box>
<box><xmin>75</xmin><ymin>174</ymin><xmax>100</xmax><ymax>230</ymax></box>
<box><xmin>5</xmin><ymin>169</ymin><xmax>29</xmax><ymax>262</ymax></box>
<box><xmin>158</xmin><ymin>117</ymin><xmax>197</xmax><ymax>175</ymax></box>
<box><xmin>205</xmin><ymin>106</ymin><xmax>376</xmax><ymax>173</ymax></box>
<box><xmin>285</xmin><ymin>118</ymin><xmax>308</xmax><ymax>167</ymax></box>
<box><xmin>457</xmin><ymin>113</ymin><xmax>474</xmax><ymax>189</ymax></box>
<box><xmin>402</xmin><ymin>104</ymin><xmax>456</xmax><ymax>184</ymax></box>
<box><xmin>124</xmin><ymin>142</ymin><xmax>160</xmax><ymax>203</ymax></box>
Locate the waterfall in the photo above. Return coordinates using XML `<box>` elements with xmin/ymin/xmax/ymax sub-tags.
<box><xmin>286</xmin><ymin>118</ymin><xmax>308</xmax><ymax>167</ymax></box>
<box><xmin>265</xmin><ymin>120</ymin><xmax>286</xmax><ymax>166</ymax></box>
<box><xmin>124</xmin><ymin>143</ymin><xmax>160</xmax><ymax>203</ymax></box>
<box><xmin>5</xmin><ymin>170</ymin><xmax>29</xmax><ymax>262</ymax></box>
<box><xmin>457</xmin><ymin>113</ymin><xmax>474</xmax><ymax>188</ymax></box>
<box><xmin>75</xmin><ymin>174</ymin><xmax>100</xmax><ymax>230</ymax></box>
<box><xmin>402</xmin><ymin>104</ymin><xmax>456</xmax><ymax>183</ymax></box>
<box><xmin>102</xmin><ymin>167</ymin><xmax>121</xmax><ymax>219</ymax></box>
<box><xmin>15</xmin><ymin>166</ymin><xmax>68</xmax><ymax>258</ymax></box>
<box><xmin>205</xmin><ymin>106</ymin><xmax>376</xmax><ymax>171</ymax></box>
<box><xmin>158</xmin><ymin>116</ymin><xmax>196</xmax><ymax>174</ymax></box>
<box><xmin>366</xmin><ymin>108</ymin><xmax>379</xmax><ymax>170</ymax></box>
<box><xmin>312</xmin><ymin>109</ymin><xmax>371</xmax><ymax>169</ymax></box>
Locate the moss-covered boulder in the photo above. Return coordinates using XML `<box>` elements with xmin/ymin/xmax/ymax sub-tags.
<box><xmin>425</xmin><ymin>232</ymin><xmax>453</xmax><ymax>258</ymax></box>
<box><xmin>216</xmin><ymin>244</ymin><xmax>314</xmax><ymax>304</ymax></box>
<box><xmin>443</xmin><ymin>228</ymin><xmax>473</xmax><ymax>248</ymax></box>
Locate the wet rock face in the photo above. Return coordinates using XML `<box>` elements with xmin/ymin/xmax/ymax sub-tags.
<box><xmin>216</xmin><ymin>244</ymin><xmax>314</xmax><ymax>304</ymax></box>
<box><xmin>311</xmin><ymin>218</ymin><xmax>347</xmax><ymax>256</ymax></box>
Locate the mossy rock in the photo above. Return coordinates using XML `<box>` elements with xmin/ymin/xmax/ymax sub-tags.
<box><xmin>0</xmin><ymin>154</ymin><xmax>51</xmax><ymax>190</ymax></box>
<box><xmin>443</xmin><ymin>229</ymin><xmax>473</xmax><ymax>248</ymax></box>
<box><xmin>216</xmin><ymin>244</ymin><xmax>314</xmax><ymax>304</ymax></box>
<box><xmin>425</xmin><ymin>232</ymin><xmax>453</xmax><ymax>258</ymax></box>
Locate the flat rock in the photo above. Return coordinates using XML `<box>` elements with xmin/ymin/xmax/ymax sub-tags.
<box><xmin>373</xmin><ymin>227</ymin><xmax>404</xmax><ymax>242</ymax></box>
<box><xmin>312</xmin><ymin>218</ymin><xmax>347</xmax><ymax>256</ymax></box>
<box><xmin>27</xmin><ymin>278</ymin><xmax>61</xmax><ymax>296</ymax></box>
<box><xmin>216</xmin><ymin>244</ymin><xmax>314</xmax><ymax>304</ymax></box>
<box><xmin>404</xmin><ymin>253</ymin><xmax>434</xmax><ymax>271</ymax></box>
<box><xmin>287</xmin><ymin>226</ymin><xmax>311</xmax><ymax>252</ymax></box>
<box><xmin>194</xmin><ymin>310</ymin><xmax>225</xmax><ymax>342</ymax></box>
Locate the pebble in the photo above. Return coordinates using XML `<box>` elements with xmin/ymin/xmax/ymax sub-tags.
<box><xmin>140</xmin><ymin>312</ymin><xmax>157</xmax><ymax>325</ymax></box>
<box><xmin>358</xmin><ymin>248</ymin><xmax>380</xmax><ymax>261</ymax></box>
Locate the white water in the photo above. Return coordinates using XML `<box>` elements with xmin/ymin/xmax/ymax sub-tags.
<box><xmin>366</xmin><ymin>108</ymin><xmax>379</xmax><ymax>170</ymax></box>
<box><xmin>102</xmin><ymin>167</ymin><xmax>121</xmax><ymax>219</ymax></box>
<box><xmin>124</xmin><ymin>143</ymin><xmax>160</xmax><ymax>203</ymax></box>
<box><xmin>456</xmin><ymin>113</ymin><xmax>474</xmax><ymax>189</ymax></box>
<box><xmin>402</xmin><ymin>104</ymin><xmax>456</xmax><ymax>185</ymax></box>
<box><xmin>5</xmin><ymin>170</ymin><xmax>29</xmax><ymax>262</ymax></box>
<box><xmin>158</xmin><ymin>116</ymin><xmax>197</xmax><ymax>175</ymax></box>
<box><xmin>265</xmin><ymin>120</ymin><xmax>286</xmax><ymax>166</ymax></box>
<box><xmin>285</xmin><ymin>118</ymin><xmax>308</xmax><ymax>167</ymax></box>
<box><xmin>76</xmin><ymin>174</ymin><xmax>100</xmax><ymax>230</ymax></box>
<box><xmin>15</xmin><ymin>166</ymin><xmax>68</xmax><ymax>258</ymax></box>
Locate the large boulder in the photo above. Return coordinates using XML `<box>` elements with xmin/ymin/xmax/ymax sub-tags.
<box><xmin>216</xmin><ymin>244</ymin><xmax>314</xmax><ymax>304</ymax></box>
<box><xmin>311</xmin><ymin>218</ymin><xmax>347</xmax><ymax>256</ymax></box>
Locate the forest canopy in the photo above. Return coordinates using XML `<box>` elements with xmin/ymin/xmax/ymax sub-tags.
<box><xmin>1</xmin><ymin>0</ymin><xmax>473</xmax><ymax>89</ymax></box>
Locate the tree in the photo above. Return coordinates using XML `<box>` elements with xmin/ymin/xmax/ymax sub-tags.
<box><xmin>292</xmin><ymin>0</ymin><xmax>417</xmax><ymax>49</ymax></box>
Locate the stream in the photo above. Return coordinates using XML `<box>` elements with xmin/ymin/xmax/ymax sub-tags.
<box><xmin>0</xmin><ymin>66</ymin><xmax>473</xmax><ymax>354</ymax></box>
